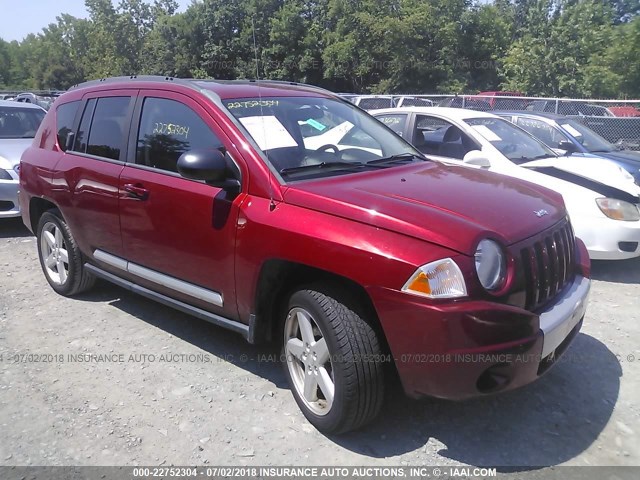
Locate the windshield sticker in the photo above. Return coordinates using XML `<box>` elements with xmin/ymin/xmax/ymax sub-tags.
<box><xmin>561</xmin><ymin>124</ymin><xmax>583</xmax><ymax>138</ymax></box>
<box><xmin>239</xmin><ymin>115</ymin><xmax>298</xmax><ymax>150</ymax></box>
<box><xmin>153</xmin><ymin>122</ymin><xmax>190</xmax><ymax>139</ymax></box>
<box><xmin>472</xmin><ymin>125</ymin><xmax>502</xmax><ymax>142</ymax></box>
<box><xmin>227</xmin><ymin>100</ymin><xmax>280</xmax><ymax>110</ymax></box>
<box><xmin>305</xmin><ymin>118</ymin><xmax>327</xmax><ymax>131</ymax></box>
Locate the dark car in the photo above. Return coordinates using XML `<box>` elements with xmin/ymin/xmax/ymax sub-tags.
<box><xmin>475</xmin><ymin>91</ymin><xmax>530</xmax><ymax>110</ymax></box>
<box><xmin>19</xmin><ymin>76</ymin><xmax>590</xmax><ymax>433</ymax></box>
<box><xmin>497</xmin><ymin>111</ymin><xmax>640</xmax><ymax>185</ymax></box>
<box><xmin>526</xmin><ymin>100</ymin><xmax>613</xmax><ymax>117</ymax></box>
<box><xmin>437</xmin><ymin>96</ymin><xmax>492</xmax><ymax>111</ymax></box>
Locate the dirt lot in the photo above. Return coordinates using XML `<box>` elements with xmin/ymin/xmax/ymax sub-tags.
<box><xmin>1</xmin><ymin>216</ymin><xmax>639</xmax><ymax>469</ymax></box>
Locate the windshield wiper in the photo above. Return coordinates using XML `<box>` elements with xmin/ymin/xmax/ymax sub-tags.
<box><xmin>366</xmin><ymin>153</ymin><xmax>425</xmax><ymax>166</ymax></box>
<box><xmin>280</xmin><ymin>161</ymin><xmax>366</xmax><ymax>176</ymax></box>
<box><xmin>513</xmin><ymin>154</ymin><xmax>552</xmax><ymax>163</ymax></box>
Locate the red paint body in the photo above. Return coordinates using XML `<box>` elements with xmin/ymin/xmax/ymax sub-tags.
<box><xmin>19</xmin><ymin>78</ymin><xmax>590</xmax><ymax>399</ymax></box>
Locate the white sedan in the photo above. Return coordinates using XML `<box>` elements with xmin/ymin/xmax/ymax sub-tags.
<box><xmin>364</xmin><ymin>107</ymin><xmax>640</xmax><ymax>261</ymax></box>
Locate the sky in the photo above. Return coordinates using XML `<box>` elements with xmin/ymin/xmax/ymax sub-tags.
<box><xmin>0</xmin><ymin>0</ymin><xmax>195</xmax><ymax>42</ymax></box>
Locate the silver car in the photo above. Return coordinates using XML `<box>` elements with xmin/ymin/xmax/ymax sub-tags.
<box><xmin>0</xmin><ymin>100</ymin><xmax>46</xmax><ymax>218</ymax></box>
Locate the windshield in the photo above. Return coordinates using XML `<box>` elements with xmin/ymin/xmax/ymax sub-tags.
<box><xmin>560</xmin><ymin>119</ymin><xmax>615</xmax><ymax>153</ymax></box>
<box><xmin>466</xmin><ymin>117</ymin><xmax>556</xmax><ymax>164</ymax></box>
<box><xmin>223</xmin><ymin>96</ymin><xmax>421</xmax><ymax>180</ymax></box>
<box><xmin>0</xmin><ymin>107</ymin><xmax>45</xmax><ymax>139</ymax></box>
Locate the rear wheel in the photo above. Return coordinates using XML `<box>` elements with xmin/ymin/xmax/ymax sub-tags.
<box><xmin>282</xmin><ymin>288</ymin><xmax>384</xmax><ymax>433</ymax></box>
<box><xmin>37</xmin><ymin>210</ymin><xmax>95</xmax><ymax>296</ymax></box>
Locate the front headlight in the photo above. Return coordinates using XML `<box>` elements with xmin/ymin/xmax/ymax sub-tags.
<box><xmin>596</xmin><ymin>198</ymin><xmax>640</xmax><ymax>221</ymax></box>
<box><xmin>402</xmin><ymin>258</ymin><xmax>467</xmax><ymax>299</ymax></box>
<box><xmin>474</xmin><ymin>239</ymin><xmax>507</xmax><ymax>291</ymax></box>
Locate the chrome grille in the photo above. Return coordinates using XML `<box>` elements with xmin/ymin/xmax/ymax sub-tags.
<box><xmin>521</xmin><ymin>220</ymin><xmax>576</xmax><ymax>311</ymax></box>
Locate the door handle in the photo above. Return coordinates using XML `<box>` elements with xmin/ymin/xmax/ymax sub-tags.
<box><xmin>123</xmin><ymin>183</ymin><xmax>149</xmax><ymax>200</ymax></box>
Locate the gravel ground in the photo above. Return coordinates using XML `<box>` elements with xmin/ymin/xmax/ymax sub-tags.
<box><xmin>0</xmin><ymin>217</ymin><xmax>639</xmax><ymax>469</ymax></box>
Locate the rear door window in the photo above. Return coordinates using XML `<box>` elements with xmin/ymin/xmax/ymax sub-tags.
<box><xmin>73</xmin><ymin>99</ymin><xmax>97</xmax><ymax>153</ymax></box>
<box><xmin>86</xmin><ymin>97</ymin><xmax>131</xmax><ymax>160</ymax></box>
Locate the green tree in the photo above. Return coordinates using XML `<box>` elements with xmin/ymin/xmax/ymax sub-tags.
<box><xmin>501</xmin><ymin>0</ymin><xmax>617</xmax><ymax>96</ymax></box>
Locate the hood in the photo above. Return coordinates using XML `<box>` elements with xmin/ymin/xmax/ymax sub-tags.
<box><xmin>0</xmin><ymin>138</ymin><xmax>34</xmax><ymax>168</ymax></box>
<box><xmin>574</xmin><ymin>151</ymin><xmax>640</xmax><ymax>183</ymax></box>
<box><xmin>283</xmin><ymin>162</ymin><xmax>566</xmax><ymax>256</ymax></box>
<box><xmin>519</xmin><ymin>155</ymin><xmax>640</xmax><ymax>200</ymax></box>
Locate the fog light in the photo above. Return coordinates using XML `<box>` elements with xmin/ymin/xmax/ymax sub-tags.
<box><xmin>476</xmin><ymin>363</ymin><xmax>511</xmax><ymax>393</ymax></box>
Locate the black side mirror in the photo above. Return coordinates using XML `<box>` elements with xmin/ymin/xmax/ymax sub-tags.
<box><xmin>557</xmin><ymin>140</ymin><xmax>578</xmax><ymax>154</ymax></box>
<box><xmin>178</xmin><ymin>149</ymin><xmax>229</xmax><ymax>183</ymax></box>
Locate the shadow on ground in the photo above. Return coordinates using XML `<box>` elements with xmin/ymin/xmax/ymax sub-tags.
<box><xmin>331</xmin><ymin>333</ymin><xmax>620</xmax><ymax>469</ymax></box>
<box><xmin>76</xmin><ymin>283</ymin><xmax>620</xmax><ymax>470</ymax></box>
<box><xmin>591</xmin><ymin>257</ymin><xmax>640</xmax><ymax>284</ymax></box>
<box><xmin>0</xmin><ymin>218</ymin><xmax>31</xmax><ymax>239</ymax></box>
<box><xmin>77</xmin><ymin>282</ymin><xmax>288</xmax><ymax>389</ymax></box>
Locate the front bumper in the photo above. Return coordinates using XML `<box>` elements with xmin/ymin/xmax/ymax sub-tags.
<box><xmin>369</xmin><ymin>275</ymin><xmax>590</xmax><ymax>400</ymax></box>
<box><xmin>572</xmin><ymin>214</ymin><xmax>640</xmax><ymax>260</ymax></box>
<box><xmin>0</xmin><ymin>178</ymin><xmax>20</xmax><ymax>218</ymax></box>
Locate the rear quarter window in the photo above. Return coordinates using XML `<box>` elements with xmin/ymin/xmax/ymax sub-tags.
<box><xmin>56</xmin><ymin>101</ymin><xmax>80</xmax><ymax>151</ymax></box>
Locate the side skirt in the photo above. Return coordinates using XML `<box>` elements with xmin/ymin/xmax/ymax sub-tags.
<box><xmin>84</xmin><ymin>264</ymin><xmax>254</xmax><ymax>342</ymax></box>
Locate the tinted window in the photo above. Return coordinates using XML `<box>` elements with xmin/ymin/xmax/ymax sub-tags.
<box><xmin>86</xmin><ymin>97</ymin><xmax>131</xmax><ymax>160</ymax></box>
<box><xmin>73</xmin><ymin>99</ymin><xmax>97</xmax><ymax>153</ymax></box>
<box><xmin>0</xmin><ymin>107</ymin><xmax>45</xmax><ymax>139</ymax></box>
<box><xmin>561</xmin><ymin>119</ymin><xmax>614</xmax><ymax>152</ymax></box>
<box><xmin>56</xmin><ymin>101</ymin><xmax>80</xmax><ymax>151</ymax></box>
<box><xmin>136</xmin><ymin>98</ymin><xmax>223</xmax><ymax>173</ymax></box>
<box><xmin>357</xmin><ymin>97</ymin><xmax>394</xmax><ymax>110</ymax></box>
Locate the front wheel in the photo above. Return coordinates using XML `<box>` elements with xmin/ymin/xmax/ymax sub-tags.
<box><xmin>282</xmin><ymin>288</ymin><xmax>384</xmax><ymax>433</ymax></box>
<box><xmin>37</xmin><ymin>210</ymin><xmax>95</xmax><ymax>296</ymax></box>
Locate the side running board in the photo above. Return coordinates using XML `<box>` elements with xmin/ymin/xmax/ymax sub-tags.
<box><xmin>84</xmin><ymin>264</ymin><xmax>255</xmax><ymax>343</ymax></box>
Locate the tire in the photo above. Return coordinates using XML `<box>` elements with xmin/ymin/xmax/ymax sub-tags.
<box><xmin>282</xmin><ymin>287</ymin><xmax>384</xmax><ymax>434</ymax></box>
<box><xmin>36</xmin><ymin>210</ymin><xmax>95</xmax><ymax>296</ymax></box>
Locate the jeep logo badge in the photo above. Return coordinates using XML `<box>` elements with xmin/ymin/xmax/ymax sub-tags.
<box><xmin>534</xmin><ymin>209</ymin><xmax>549</xmax><ymax>217</ymax></box>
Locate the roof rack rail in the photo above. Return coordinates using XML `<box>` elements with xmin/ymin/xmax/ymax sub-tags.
<box><xmin>69</xmin><ymin>75</ymin><xmax>199</xmax><ymax>91</ymax></box>
<box><xmin>66</xmin><ymin>75</ymin><xmax>335</xmax><ymax>97</ymax></box>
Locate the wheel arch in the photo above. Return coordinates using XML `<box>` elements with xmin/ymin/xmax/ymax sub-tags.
<box><xmin>252</xmin><ymin>259</ymin><xmax>389</xmax><ymax>354</ymax></box>
<box><xmin>29</xmin><ymin>197</ymin><xmax>60</xmax><ymax>233</ymax></box>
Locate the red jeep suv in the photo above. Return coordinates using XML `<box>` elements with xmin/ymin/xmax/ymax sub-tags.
<box><xmin>19</xmin><ymin>76</ymin><xmax>591</xmax><ymax>433</ymax></box>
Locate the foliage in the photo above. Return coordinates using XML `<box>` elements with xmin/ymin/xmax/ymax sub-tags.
<box><xmin>0</xmin><ymin>0</ymin><xmax>637</xmax><ymax>98</ymax></box>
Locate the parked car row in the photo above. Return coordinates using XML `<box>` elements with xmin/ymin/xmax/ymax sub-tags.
<box><xmin>370</xmin><ymin>107</ymin><xmax>640</xmax><ymax>260</ymax></box>
<box><xmin>0</xmin><ymin>100</ymin><xmax>47</xmax><ymax>217</ymax></box>
<box><xmin>4</xmin><ymin>77</ymin><xmax>636</xmax><ymax>435</ymax></box>
<box><xmin>496</xmin><ymin>111</ymin><xmax>640</xmax><ymax>185</ymax></box>
<box><xmin>342</xmin><ymin>92</ymin><xmax>640</xmax><ymax>118</ymax></box>
<box><xmin>0</xmin><ymin>91</ymin><xmax>63</xmax><ymax>110</ymax></box>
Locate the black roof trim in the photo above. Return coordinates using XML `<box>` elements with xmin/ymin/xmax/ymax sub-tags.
<box><xmin>69</xmin><ymin>76</ymin><xmax>333</xmax><ymax>96</ymax></box>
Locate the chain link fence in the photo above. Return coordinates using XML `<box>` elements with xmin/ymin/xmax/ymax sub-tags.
<box><xmin>342</xmin><ymin>94</ymin><xmax>640</xmax><ymax>151</ymax></box>
<box><xmin>4</xmin><ymin>89</ymin><xmax>640</xmax><ymax>150</ymax></box>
